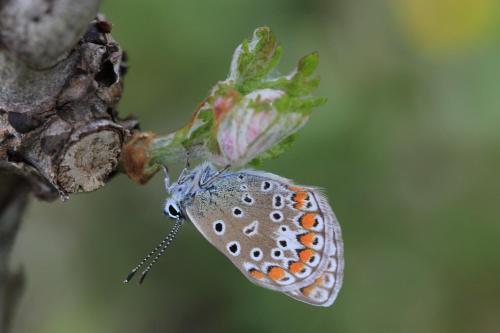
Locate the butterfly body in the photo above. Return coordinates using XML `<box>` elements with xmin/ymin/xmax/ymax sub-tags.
<box><xmin>161</xmin><ymin>162</ymin><xmax>344</xmax><ymax>307</ymax></box>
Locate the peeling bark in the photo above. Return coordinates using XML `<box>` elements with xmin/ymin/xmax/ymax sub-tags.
<box><xmin>0</xmin><ymin>14</ymin><xmax>137</xmax><ymax>198</ymax></box>
<box><xmin>0</xmin><ymin>1</ymin><xmax>138</xmax><ymax>331</ymax></box>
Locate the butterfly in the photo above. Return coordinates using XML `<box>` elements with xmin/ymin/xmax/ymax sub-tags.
<box><xmin>124</xmin><ymin>162</ymin><xmax>344</xmax><ymax>307</ymax></box>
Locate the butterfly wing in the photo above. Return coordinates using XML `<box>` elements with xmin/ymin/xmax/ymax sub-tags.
<box><xmin>285</xmin><ymin>192</ymin><xmax>344</xmax><ymax>306</ymax></box>
<box><xmin>184</xmin><ymin>170</ymin><xmax>344</xmax><ymax>306</ymax></box>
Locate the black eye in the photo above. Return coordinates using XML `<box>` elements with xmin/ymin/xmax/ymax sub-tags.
<box><xmin>168</xmin><ymin>204</ymin><xmax>180</xmax><ymax>218</ymax></box>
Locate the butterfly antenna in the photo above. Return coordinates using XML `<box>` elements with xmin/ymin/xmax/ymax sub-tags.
<box><xmin>123</xmin><ymin>219</ymin><xmax>183</xmax><ymax>284</ymax></box>
<box><xmin>138</xmin><ymin>219</ymin><xmax>184</xmax><ymax>284</ymax></box>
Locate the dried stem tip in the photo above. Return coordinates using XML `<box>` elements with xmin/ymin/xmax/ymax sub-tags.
<box><xmin>121</xmin><ymin>132</ymin><xmax>158</xmax><ymax>184</ymax></box>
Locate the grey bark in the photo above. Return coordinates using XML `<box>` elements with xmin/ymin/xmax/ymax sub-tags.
<box><xmin>0</xmin><ymin>1</ymin><xmax>137</xmax><ymax>331</ymax></box>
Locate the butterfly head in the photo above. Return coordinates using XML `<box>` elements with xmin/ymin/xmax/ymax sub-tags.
<box><xmin>163</xmin><ymin>181</ymin><xmax>190</xmax><ymax>220</ymax></box>
<box><xmin>163</xmin><ymin>162</ymin><xmax>222</xmax><ymax>220</ymax></box>
<box><xmin>163</xmin><ymin>199</ymin><xmax>183</xmax><ymax>220</ymax></box>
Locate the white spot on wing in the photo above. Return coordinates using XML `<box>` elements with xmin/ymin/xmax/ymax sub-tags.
<box><xmin>302</xmin><ymin>193</ymin><xmax>319</xmax><ymax>211</ymax></box>
<box><xmin>232</xmin><ymin>207</ymin><xmax>244</xmax><ymax>218</ymax></box>
<box><xmin>326</xmin><ymin>257</ymin><xmax>337</xmax><ymax>272</ymax></box>
<box><xmin>321</xmin><ymin>273</ymin><xmax>335</xmax><ymax>288</ymax></box>
<box><xmin>212</xmin><ymin>220</ymin><xmax>225</xmax><ymax>235</ymax></box>
<box><xmin>276</xmin><ymin>226</ymin><xmax>303</xmax><ymax>251</ymax></box>
<box><xmin>275</xmin><ymin>270</ymin><xmax>296</xmax><ymax>286</ymax></box>
<box><xmin>243</xmin><ymin>220</ymin><xmax>259</xmax><ymax>236</ymax></box>
<box><xmin>310</xmin><ymin>234</ymin><xmax>324</xmax><ymax>251</ymax></box>
<box><xmin>272</xmin><ymin>194</ymin><xmax>284</xmax><ymax>209</ymax></box>
<box><xmin>328</xmin><ymin>242</ymin><xmax>337</xmax><ymax>256</ymax></box>
<box><xmin>261</xmin><ymin>181</ymin><xmax>273</xmax><ymax>192</ymax></box>
<box><xmin>307</xmin><ymin>253</ymin><xmax>321</xmax><ymax>267</ymax></box>
<box><xmin>243</xmin><ymin>262</ymin><xmax>258</xmax><ymax>271</ymax></box>
<box><xmin>226</xmin><ymin>241</ymin><xmax>241</xmax><ymax>256</ymax></box>
<box><xmin>271</xmin><ymin>248</ymin><xmax>284</xmax><ymax>259</ymax></box>
<box><xmin>269</xmin><ymin>210</ymin><xmax>284</xmax><ymax>222</ymax></box>
<box><xmin>311</xmin><ymin>214</ymin><xmax>324</xmax><ymax>231</ymax></box>
<box><xmin>250</xmin><ymin>248</ymin><xmax>263</xmax><ymax>261</ymax></box>
<box><xmin>277</xmin><ymin>238</ymin><xmax>289</xmax><ymax>249</ymax></box>
<box><xmin>279</xmin><ymin>225</ymin><xmax>290</xmax><ymax>233</ymax></box>
<box><xmin>261</xmin><ymin>262</ymin><xmax>276</xmax><ymax>273</ymax></box>
<box><xmin>294</xmin><ymin>265</ymin><xmax>312</xmax><ymax>278</ymax></box>
<box><xmin>309</xmin><ymin>287</ymin><xmax>328</xmax><ymax>302</ymax></box>
<box><xmin>241</xmin><ymin>193</ymin><xmax>255</xmax><ymax>205</ymax></box>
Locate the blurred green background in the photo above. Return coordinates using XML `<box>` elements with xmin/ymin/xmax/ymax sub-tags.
<box><xmin>11</xmin><ymin>0</ymin><xmax>500</xmax><ymax>332</ymax></box>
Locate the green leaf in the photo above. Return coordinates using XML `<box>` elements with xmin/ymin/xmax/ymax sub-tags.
<box><xmin>297</xmin><ymin>51</ymin><xmax>319</xmax><ymax>77</ymax></box>
<box><xmin>146</xmin><ymin>26</ymin><xmax>327</xmax><ymax>170</ymax></box>
<box><xmin>228</xmin><ymin>27</ymin><xmax>283</xmax><ymax>93</ymax></box>
<box><xmin>249</xmin><ymin>134</ymin><xmax>298</xmax><ymax>166</ymax></box>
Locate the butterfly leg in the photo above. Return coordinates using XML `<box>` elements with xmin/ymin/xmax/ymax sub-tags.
<box><xmin>184</xmin><ymin>150</ymin><xmax>191</xmax><ymax>169</ymax></box>
<box><xmin>199</xmin><ymin>164</ymin><xmax>231</xmax><ymax>186</ymax></box>
<box><xmin>162</xmin><ymin>165</ymin><xmax>171</xmax><ymax>191</ymax></box>
<box><xmin>211</xmin><ymin>164</ymin><xmax>231</xmax><ymax>179</ymax></box>
<box><xmin>177</xmin><ymin>152</ymin><xmax>192</xmax><ymax>184</ymax></box>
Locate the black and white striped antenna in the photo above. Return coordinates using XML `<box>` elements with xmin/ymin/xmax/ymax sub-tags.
<box><xmin>123</xmin><ymin>218</ymin><xmax>183</xmax><ymax>284</ymax></box>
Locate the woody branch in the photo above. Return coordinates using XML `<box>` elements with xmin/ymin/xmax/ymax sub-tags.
<box><xmin>0</xmin><ymin>1</ymin><xmax>137</xmax><ymax>331</ymax></box>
